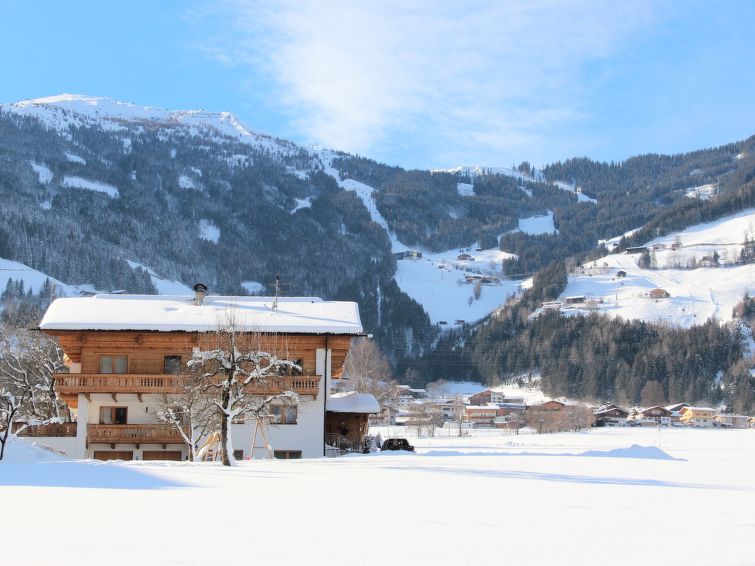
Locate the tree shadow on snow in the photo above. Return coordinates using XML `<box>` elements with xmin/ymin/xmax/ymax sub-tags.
<box><xmin>384</xmin><ymin>465</ymin><xmax>747</xmax><ymax>492</ymax></box>
<box><xmin>0</xmin><ymin>460</ymin><xmax>191</xmax><ymax>490</ymax></box>
<box><xmin>421</xmin><ymin>444</ymin><xmax>684</xmax><ymax>461</ymax></box>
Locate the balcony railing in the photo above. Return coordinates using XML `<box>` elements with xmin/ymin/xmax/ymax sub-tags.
<box><xmin>14</xmin><ymin>422</ymin><xmax>78</xmax><ymax>437</ymax></box>
<box><xmin>56</xmin><ymin>373</ymin><xmax>321</xmax><ymax>397</ymax></box>
<box><xmin>243</xmin><ymin>375</ymin><xmax>321</xmax><ymax>397</ymax></box>
<box><xmin>56</xmin><ymin>374</ymin><xmax>183</xmax><ymax>395</ymax></box>
<box><xmin>87</xmin><ymin>424</ymin><xmax>185</xmax><ymax>445</ymax></box>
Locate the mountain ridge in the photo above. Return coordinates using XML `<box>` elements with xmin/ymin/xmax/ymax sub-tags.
<box><xmin>1</xmin><ymin>94</ymin><xmax>754</xmax><ymax>406</ymax></box>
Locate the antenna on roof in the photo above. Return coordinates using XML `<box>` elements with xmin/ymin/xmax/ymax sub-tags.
<box><xmin>272</xmin><ymin>275</ymin><xmax>280</xmax><ymax>311</ymax></box>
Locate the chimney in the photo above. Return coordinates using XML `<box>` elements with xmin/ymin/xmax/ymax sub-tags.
<box><xmin>193</xmin><ymin>283</ymin><xmax>208</xmax><ymax>306</ymax></box>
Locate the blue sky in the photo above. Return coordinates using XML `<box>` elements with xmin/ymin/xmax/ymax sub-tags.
<box><xmin>1</xmin><ymin>0</ymin><xmax>753</xmax><ymax>169</ymax></box>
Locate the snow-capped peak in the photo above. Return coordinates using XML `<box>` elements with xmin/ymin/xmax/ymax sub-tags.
<box><xmin>2</xmin><ymin>93</ymin><xmax>279</xmax><ymax>148</ymax></box>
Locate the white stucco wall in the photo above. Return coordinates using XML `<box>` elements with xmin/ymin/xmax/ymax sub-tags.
<box><xmin>49</xmin><ymin>347</ymin><xmax>336</xmax><ymax>460</ymax></box>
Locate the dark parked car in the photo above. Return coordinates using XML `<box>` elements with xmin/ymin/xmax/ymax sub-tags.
<box><xmin>380</xmin><ymin>438</ymin><xmax>415</xmax><ymax>452</ymax></box>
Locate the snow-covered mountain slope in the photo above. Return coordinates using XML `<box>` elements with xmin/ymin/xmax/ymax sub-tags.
<box><xmin>515</xmin><ymin>211</ymin><xmax>558</xmax><ymax>235</ymax></box>
<box><xmin>0</xmin><ymin>256</ymin><xmax>196</xmax><ymax>300</ymax></box>
<box><xmin>432</xmin><ymin>165</ymin><xmax>598</xmax><ymax>204</ymax></box>
<box><xmin>553</xmin><ymin>180</ymin><xmax>597</xmax><ymax>203</ymax></box>
<box><xmin>320</xmin><ymin>151</ymin><xmax>524</xmax><ymax>325</ymax></box>
<box><xmin>0</xmin><ymin>257</ymin><xmax>95</xmax><ymax>297</ymax></box>
<box><xmin>556</xmin><ymin>210</ymin><xmax>755</xmax><ymax>327</ymax></box>
<box><xmin>126</xmin><ymin>261</ymin><xmax>194</xmax><ymax>295</ymax></box>
<box><xmin>2</xmin><ymin>94</ymin><xmax>301</xmax><ymax>157</ymax></box>
<box><xmin>394</xmin><ymin>248</ymin><xmax>523</xmax><ymax>325</ymax></box>
<box><xmin>433</xmin><ymin>165</ymin><xmax>543</xmax><ymax>182</ymax></box>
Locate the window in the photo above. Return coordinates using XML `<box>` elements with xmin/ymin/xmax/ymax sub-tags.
<box><xmin>277</xmin><ymin>358</ymin><xmax>304</xmax><ymax>375</ymax></box>
<box><xmin>99</xmin><ymin>406</ymin><xmax>128</xmax><ymax>425</ymax></box>
<box><xmin>99</xmin><ymin>355</ymin><xmax>127</xmax><ymax>374</ymax></box>
<box><xmin>270</xmin><ymin>404</ymin><xmax>297</xmax><ymax>424</ymax></box>
<box><xmin>292</xmin><ymin>358</ymin><xmax>303</xmax><ymax>376</ymax></box>
<box><xmin>164</xmin><ymin>355</ymin><xmax>182</xmax><ymax>374</ymax></box>
<box><xmin>274</xmin><ymin>450</ymin><xmax>302</xmax><ymax>459</ymax></box>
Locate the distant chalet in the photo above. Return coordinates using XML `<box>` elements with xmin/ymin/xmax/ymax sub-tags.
<box><xmin>647</xmin><ymin>288</ymin><xmax>670</xmax><ymax>299</ymax></box>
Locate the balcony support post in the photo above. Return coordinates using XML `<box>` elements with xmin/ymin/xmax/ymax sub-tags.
<box><xmin>76</xmin><ymin>393</ymin><xmax>89</xmax><ymax>458</ymax></box>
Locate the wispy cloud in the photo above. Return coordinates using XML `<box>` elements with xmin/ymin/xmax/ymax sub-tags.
<box><xmin>199</xmin><ymin>0</ymin><xmax>657</xmax><ymax>166</ymax></box>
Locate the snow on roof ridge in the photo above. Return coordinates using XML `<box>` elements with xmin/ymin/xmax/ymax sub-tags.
<box><xmin>87</xmin><ymin>293</ymin><xmax>324</xmax><ymax>303</ymax></box>
<box><xmin>39</xmin><ymin>294</ymin><xmax>362</xmax><ymax>334</ymax></box>
<box><xmin>326</xmin><ymin>392</ymin><xmax>380</xmax><ymax>414</ymax></box>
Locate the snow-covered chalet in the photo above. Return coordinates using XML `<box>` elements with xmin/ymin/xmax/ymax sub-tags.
<box><xmin>34</xmin><ymin>286</ymin><xmax>378</xmax><ymax>460</ymax></box>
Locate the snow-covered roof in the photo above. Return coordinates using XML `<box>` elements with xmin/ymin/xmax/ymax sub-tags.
<box><xmin>466</xmin><ymin>404</ymin><xmax>499</xmax><ymax>411</ymax></box>
<box><xmin>326</xmin><ymin>392</ymin><xmax>380</xmax><ymax>414</ymax></box>
<box><xmin>39</xmin><ymin>294</ymin><xmax>363</xmax><ymax>334</ymax></box>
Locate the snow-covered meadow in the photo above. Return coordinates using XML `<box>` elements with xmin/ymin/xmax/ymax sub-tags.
<box><xmin>559</xmin><ymin>209</ymin><xmax>755</xmax><ymax>326</ymax></box>
<box><xmin>2</xmin><ymin>428</ymin><xmax>752</xmax><ymax>565</ymax></box>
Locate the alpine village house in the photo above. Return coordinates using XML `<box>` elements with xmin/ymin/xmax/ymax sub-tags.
<box><xmin>31</xmin><ymin>285</ymin><xmax>378</xmax><ymax>461</ymax></box>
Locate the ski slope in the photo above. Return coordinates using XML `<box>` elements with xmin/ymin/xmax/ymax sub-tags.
<box><xmin>558</xmin><ymin>210</ymin><xmax>755</xmax><ymax>326</ymax></box>
<box><xmin>321</xmin><ymin>152</ymin><xmax>527</xmax><ymax>325</ymax></box>
<box><xmin>394</xmin><ymin>248</ymin><xmax>522</xmax><ymax>325</ymax></box>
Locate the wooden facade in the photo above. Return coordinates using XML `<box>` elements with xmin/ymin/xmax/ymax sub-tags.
<box><xmin>44</xmin><ymin>329</ymin><xmax>355</xmax><ymax>452</ymax></box>
<box><xmin>48</xmin><ymin>330</ymin><xmax>352</xmax><ymax>408</ymax></box>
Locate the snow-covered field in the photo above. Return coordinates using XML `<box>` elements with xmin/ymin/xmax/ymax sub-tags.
<box><xmin>516</xmin><ymin>210</ymin><xmax>558</xmax><ymax>235</ymax></box>
<box><xmin>198</xmin><ymin>218</ymin><xmax>220</xmax><ymax>243</ymax></box>
<box><xmin>554</xmin><ymin>180</ymin><xmax>598</xmax><ymax>203</ymax></box>
<box><xmin>394</xmin><ymin>250</ymin><xmax>522</xmax><ymax>325</ymax></box>
<box><xmin>559</xmin><ymin>210</ymin><xmax>755</xmax><ymax>326</ymax></box>
<box><xmin>2</xmin><ymin>428</ymin><xmax>752</xmax><ymax>565</ymax></box>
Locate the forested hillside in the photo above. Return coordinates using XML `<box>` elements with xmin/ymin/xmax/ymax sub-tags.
<box><xmin>0</xmin><ymin>96</ymin><xmax>753</xmax><ymax>411</ymax></box>
<box><xmin>0</xmin><ymin>101</ymin><xmax>433</xmax><ymax>361</ymax></box>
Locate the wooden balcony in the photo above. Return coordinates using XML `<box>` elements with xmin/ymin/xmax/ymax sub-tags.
<box><xmin>87</xmin><ymin>424</ymin><xmax>184</xmax><ymax>446</ymax></box>
<box><xmin>244</xmin><ymin>375</ymin><xmax>321</xmax><ymax>397</ymax></box>
<box><xmin>57</xmin><ymin>374</ymin><xmax>183</xmax><ymax>396</ymax></box>
<box><xmin>14</xmin><ymin>422</ymin><xmax>77</xmax><ymax>437</ymax></box>
<box><xmin>56</xmin><ymin>373</ymin><xmax>321</xmax><ymax>400</ymax></box>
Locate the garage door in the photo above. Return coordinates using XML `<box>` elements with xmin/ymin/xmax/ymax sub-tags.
<box><xmin>142</xmin><ymin>450</ymin><xmax>183</xmax><ymax>461</ymax></box>
<box><xmin>93</xmin><ymin>451</ymin><xmax>133</xmax><ymax>461</ymax></box>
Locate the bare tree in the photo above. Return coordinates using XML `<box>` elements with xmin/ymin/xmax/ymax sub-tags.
<box><xmin>189</xmin><ymin>314</ymin><xmax>299</xmax><ymax>466</ymax></box>
<box><xmin>157</xmin><ymin>370</ymin><xmax>219</xmax><ymax>461</ymax></box>
<box><xmin>0</xmin><ymin>388</ymin><xmax>25</xmax><ymax>460</ymax></box>
<box><xmin>0</xmin><ymin>325</ymin><xmax>68</xmax><ymax>459</ymax></box>
<box><xmin>454</xmin><ymin>395</ymin><xmax>466</xmax><ymax>437</ymax></box>
<box><xmin>342</xmin><ymin>338</ymin><xmax>397</xmax><ymax>404</ymax></box>
<box><xmin>406</xmin><ymin>403</ymin><xmax>432</xmax><ymax>437</ymax></box>
<box><xmin>0</xmin><ymin>326</ymin><xmax>67</xmax><ymax>422</ymax></box>
<box><xmin>504</xmin><ymin>411</ymin><xmax>526</xmax><ymax>435</ymax></box>
<box><xmin>640</xmin><ymin>380</ymin><xmax>666</xmax><ymax>407</ymax></box>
